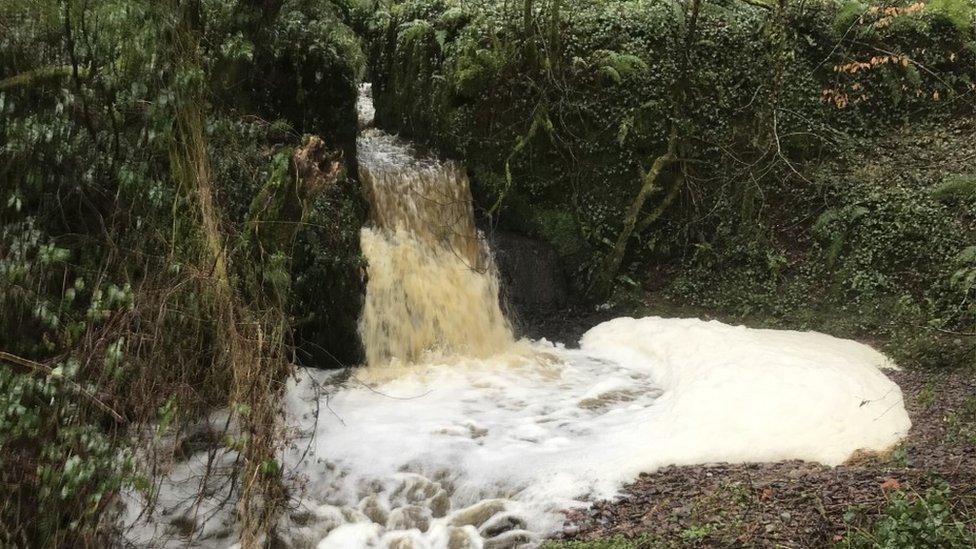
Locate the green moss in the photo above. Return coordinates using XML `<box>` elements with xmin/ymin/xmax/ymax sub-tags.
<box><xmin>931</xmin><ymin>173</ymin><xmax>976</xmax><ymax>202</ymax></box>
<box><xmin>536</xmin><ymin>209</ymin><xmax>584</xmax><ymax>258</ymax></box>
<box><xmin>927</xmin><ymin>0</ymin><xmax>975</xmax><ymax>31</ymax></box>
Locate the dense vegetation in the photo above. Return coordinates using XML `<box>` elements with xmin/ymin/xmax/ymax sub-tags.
<box><xmin>361</xmin><ymin>0</ymin><xmax>975</xmax><ymax>368</ymax></box>
<box><xmin>1</xmin><ymin>0</ymin><xmax>974</xmax><ymax>546</ymax></box>
<box><xmin>1</xmin><ymin>0</ymin><xmax>365</xmax><ymax>545</ymax></box>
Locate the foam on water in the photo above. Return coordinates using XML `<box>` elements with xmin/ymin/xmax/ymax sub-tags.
<box><xmin>277</xmin><ymin>316</ymin><xmax>909</xmax><ymax>548</ymax></box>
<box><xmin>121</xmin><ymin>318</ymin><xmax>911</xmax><ymax>548</ymax></box>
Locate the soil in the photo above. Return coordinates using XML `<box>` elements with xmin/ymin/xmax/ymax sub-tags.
<box><xmin>550</xmin><ymin>368</ymin><xmax>976</xmax><ymax>547</ymax></box>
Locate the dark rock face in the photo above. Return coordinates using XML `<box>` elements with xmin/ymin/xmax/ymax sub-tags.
<box><xmin>490</xmin><ymin>230</ymin><xmax>568</xmax><ymax>313</ymax></box>
<box><xmin>488</xmin><ymin>228</ymin><xmax>626</xmax><ymax>347</ymax></box>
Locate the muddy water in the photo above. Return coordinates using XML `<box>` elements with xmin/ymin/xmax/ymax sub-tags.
<box><xmin>356</xmin><ymin>94</ymin><xmax>513</xmax><ymax>367</ymax></box>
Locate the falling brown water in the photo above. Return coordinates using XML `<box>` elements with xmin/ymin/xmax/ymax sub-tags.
<box><xmin>356</xmin><ymin>88</ymin><xmax>514</xmax><ymax>367</ymax></box>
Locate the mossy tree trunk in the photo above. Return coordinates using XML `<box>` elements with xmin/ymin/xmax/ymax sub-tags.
<box><xmin>244</xmin><ymin>136</ymin><xmax>343</xmax><ymax>307</ymax></box>
<box><xmin>596</xmin><ymin>132</ymin><xmax>678</xmax><ymax>295</ymax></box>
<box><xmin>594</xmin><ymin>0</ymin><xmax>701</xmax><ymax>297</ymax></box>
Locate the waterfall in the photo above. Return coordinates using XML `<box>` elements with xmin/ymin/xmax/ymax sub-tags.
<box><xmin>356</xmin><ymin>87</ymin><xmax>514</xmax><ymax>367</ymax></box>
<box><xmin>123</xmin><ymin>84</ymin><xmax>911</xmax><ymax>549</ymax></box>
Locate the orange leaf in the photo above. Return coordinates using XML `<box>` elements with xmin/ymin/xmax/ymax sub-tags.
<box><xmin>880</xmin><ymin>477</ymin><xmax>901</xmax><ymax>491</ymax></box>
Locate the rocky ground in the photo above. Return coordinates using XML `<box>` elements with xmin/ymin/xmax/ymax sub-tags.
<box><xmin>547</xmin><ymin>368</ymin><xmax>976</xmax><ymax>548</ymax></box>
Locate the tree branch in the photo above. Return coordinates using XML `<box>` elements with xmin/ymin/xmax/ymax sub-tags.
<box><xmin>737</xmin><ymin>0</ymin><xmax>774</xmax><ymax>11</ymax></box>
<box><xmin>636</xmin><ymin>171</ymin><xmax>685</xmax><ymax>234</ymax></box>
<box><xmin>596</xmin><ymin>129</ymin><xmax>678</xmax><ymax>293</ymax></box>
<box><xmin>0</xmin><ymin>65</ymin><xmax>87</xmax><ymax>91</ymax></box>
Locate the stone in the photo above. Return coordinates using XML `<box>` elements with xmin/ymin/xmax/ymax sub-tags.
<box><xmin>426</xmin><ymin>489</ymin><xmax>451</xmax><ymax>518</ymax></box>
<box><xmin>483</xmin><ymin>529</ymin><xmax>536</xmax><ymax>549</ymax></box>
<box><xmin>387</xmin><ymin>505</ymin><xmax>432</xmax><ymax>532</ymax></box>
<box><xmin>445</xmin><ymin>526</ymin><xmax>479</xmax><ymax>549</ymax></box>
<box><xmin>167</xmin><ymin>514</ymin><xmax>197</xmax><ymax>537</ymax></box>
<box><xmin>448</xmin><ymin>499</ymin><xmax>507</xmax><ymax>528</ymax></box>
<box><xmin>358</xmin><ymin>494</ymin><xmax>389</xmax><ymax>525</ymax></box>
<box><xmin>392</xmin><ymin>474</ymin><xmax>441</xmax><ymax>506</ymax></box>
<box><xmin>491</xmin><ymin>230</ymin><xmax>567</xmax><ymax>311</ymax></box>
<box><xmin>383</xmin><ymin>533</ymin><xmax>419</xmax><ymax>549</ymax></box>
<box><xmin>479</xmin><ymin>513</ymin><xmax>526</xmax><ymax>538</ymax></box>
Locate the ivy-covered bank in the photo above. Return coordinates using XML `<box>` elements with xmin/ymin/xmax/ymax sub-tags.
<box><xmin>360</xmin><ymin>0</ymin><xmax>975</xmax><ymax>368</ymax></box>
<box><xmin>1</xmin><ymin>0</ymin><xmax>365</xmax><ymax>545</ymax></box>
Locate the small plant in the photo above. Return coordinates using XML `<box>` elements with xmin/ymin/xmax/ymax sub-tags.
<box><xmin>887</xmin><ymin>446</ymin><xmax>910</xmax><ymax>468</ymax></box>
<box><xmin>945</xmin><ymin>395</ymin><xmax>976</xmax><ymax>446</ymax></box>
<box><xmin>680</xmin><ymin>523</ymin><xmax>717</xmax><ymax>541</ymax></box>
<box><xmin>916</xmin><ymin>382</ymin><xmax>936</xmax><ymax>410</ymax></box>
<box><xmin>839</xmin><ymin>482</ymin><xmax>976</xmax><ymax>548</ymax></box>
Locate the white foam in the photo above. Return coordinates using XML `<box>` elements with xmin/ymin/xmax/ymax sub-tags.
<box><xmin>284</xmin><ymin>316</ymin><xmax>910</xmax><ymax>547</ymax></box>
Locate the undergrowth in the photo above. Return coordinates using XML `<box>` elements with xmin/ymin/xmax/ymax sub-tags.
<box><xmin>839</xmin><ymin>483</ymin><xmax>976</xmax><ymax>548</ymax></box>
<box><xmin>362</xmin><ymin>0</ymin><xmax>975</xmax><ymax>368</ymax></box>
<box><xmin>0</xmin><ymin>0</ymin><xmax>364</xmax><ymax>545</ymax></box>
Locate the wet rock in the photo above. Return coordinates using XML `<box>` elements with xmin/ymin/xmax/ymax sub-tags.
<box><xmin>267</xmin><ymin>532</ymin><xmax>295</xmax><ymax>549</ymax></box>
<box><xmin>483</xmin><ymin>529</ymin><xmax>536</xmax><ymax>549</ymax></box>
<box><xmin>381</xmin><ymin>531</ymin><xmax>422</xmax><ymax>549</ymax></box>
<box><xmin>172</xmin><ymin>424</ymin><xmax>222</xmax><ymax>461</ymax></box>
<box><xmin>271</xmin><ymin>529</ymin><xmax>315</xmax><ymax>549</ymax></box>
<box><xmin>313</xmin><ymin>503</ymin><xmax>361</xmax><ymax>533</ymax></box>
<box><xmin>448</xmin><ymin>499</ymin><xmax>507</xmax><ymax>528</ymax></box>
<box><xmin>444</xmin><ymin>526</ymin><xmax>480</xmax><ymax>549</ymax></box>
<box><xmin>359</xmin><ymin>494</ymin><xmax>389</xmax><ymax>525</ymax></box>
<box><xmin>491</xmin><ymin>230</ymin><xmax>567</xmax><ymax>311</ymax></box>
<box><xmin>387</xmin><ymin>505</ymin><xmax>432</xmax><ymax>532</ymax></box>
<box><xmin>167</xmin><ymin>514</ymin><xmax>198</xmax><ymax>537</ymax></box>
<box><xmin>290</xmin><ymin>510</ymin><xmax>315</xmax><ymax>527</ymax></box>
<box><xmin>205</xmin><ymin>526</ymin><xmax>233</xmax><ymax>541</ymax></box>
<box><xmin>426</xmin><ymin>489</ymin><xmax>451</xmax><ymax>518</ymax></box>
<box><xmin>342</xmin><ymin>508</ymin><xmax>371</xmax><ymax>524</ymax></box>
<box><xmin>479</xmin><ymin>513</ymin><xmax>526</xmax><ymax>538</ymax></box>
<box><xmin>392</xmin><ymin>474</ymin><xmax>441</xmax><ymax>506</ymax></box>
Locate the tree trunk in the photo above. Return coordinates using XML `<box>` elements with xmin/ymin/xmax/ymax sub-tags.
<box><xmin>596</xmin><ymin>130</ymin><xmax>678</xmax><ymax>294</ymax></box>
<box><xmin>636</xmin><ymin>171</ymin><xmax>684</xmax><ymax>234</ymax></box>
<box><xmin>244</xmin><ymin>136</ymin><xmax>342</xmax><ymax>306</ymax></box>
<box><xmin>0</xmin><ymin>65</ymin><xmax>86</xmax><ymax>91</ymax></box>
<box><xmin>523</xmin><ymin>0</ymin><xmax>534</xmax><ymax>35</ymax></box>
